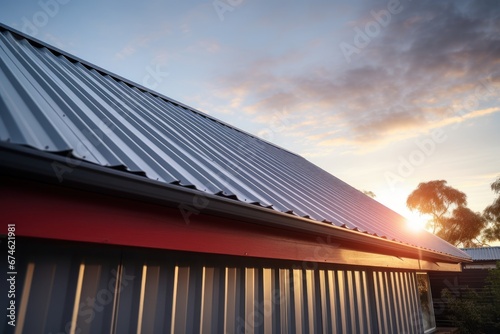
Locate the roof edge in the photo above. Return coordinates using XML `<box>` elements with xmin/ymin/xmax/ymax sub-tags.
<box><xmin>0</xmin><ymin>142</ymin><xmax>471</xmax><ymax>263</ymax></box>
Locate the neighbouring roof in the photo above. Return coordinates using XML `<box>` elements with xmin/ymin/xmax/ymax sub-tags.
<box><xmin>462</xmin><ymin>247</ymin><xmax>500</xmax><ymax>261</ymax></box>
<box><xmin>0</xmin><ymin>24</ymin><xmax>470</xmax><ymax>260</ymax></box>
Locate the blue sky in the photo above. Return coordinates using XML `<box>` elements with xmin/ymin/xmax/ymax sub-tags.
<box><xmin>1</xmin><ymin>0</ymin><xmax>499</xmax><ymax>227</ymax></box>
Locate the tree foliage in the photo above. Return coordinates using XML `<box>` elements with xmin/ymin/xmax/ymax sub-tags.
<box><xmin>407</xmin><ymin>180</ymin><xmax>467</xmax><ymax>232</ymax></box>
<box><xmin>406</xmin><ymin>180</ymin><xmax>485</xmax><ymax>246</ymax></box>
<box><xmin>483</xmin><ymin>178</ymin><xmax>500</xmax><ymax>242</ymax></box>
<box><xmin>439</xmin><ymin>206</ymin><xmax>486</xmax><ymax>247</ymax></box>
<box><xmin>441</xmin><ymin>262</ymin><xmax>500</xmax><ymax>334</ymax></box>
<box><xmin>362</xmin><ymin>190</ymin><xmax>376</xmax><ymax>198</ymax></box>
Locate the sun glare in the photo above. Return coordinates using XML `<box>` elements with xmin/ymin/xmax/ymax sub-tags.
<box><xmin>374</xmin><ymin>187</ymin><xmax>430</xmax><ymax>232</ymax></box>
<box><xmin>406</xmin><ymin>212</ymin><xmax>427</xmax><ymax>231</ymax></box>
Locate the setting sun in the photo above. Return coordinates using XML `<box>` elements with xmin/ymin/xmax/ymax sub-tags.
<box><xmin>372</xmin><ymin>187</ymin><xmax>431</xmax><ymax>232</ymax></box>
<box><xmin>405</xmin><ymin>211</ymin><xmax>428</xmax><ymax>231</ymax></box>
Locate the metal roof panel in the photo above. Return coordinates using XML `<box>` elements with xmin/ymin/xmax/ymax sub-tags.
<box><xmin>0</xmin><ymin>25</ymin><xmax>470</xmax><ymax>260</ymax></box>
<box><xmin>461</xmin><ymin>247</ymin><xmax>500</xmax><ymax>261</ymax></box>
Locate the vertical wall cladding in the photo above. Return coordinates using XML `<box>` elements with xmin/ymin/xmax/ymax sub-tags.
<box><xmin>0</xmin><ymin>244</ymin><xmax>122</xmax><ymax>334</ymax></box>
<box><xmin>372</xmin><ymin>271</ymin><xmax>424</xmax><ymax>334</ymax></box>
<box><xmin>3</xmin><ymin>240</ymin><xmax>426</xmax><ymax>334</ymax></box>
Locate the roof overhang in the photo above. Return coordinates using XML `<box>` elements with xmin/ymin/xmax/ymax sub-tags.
<box><xmin>0</xmin><ymin>142</ymin><xmax>470</xmax><ymax>269</ymax></box>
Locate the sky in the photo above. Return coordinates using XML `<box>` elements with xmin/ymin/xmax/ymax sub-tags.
<box><xmin>1</xmin><ymin>0</ymin><xmax>499</xmax><ymax>232</ymax></box>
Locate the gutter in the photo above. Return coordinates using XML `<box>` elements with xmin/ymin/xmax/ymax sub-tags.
<box><xmin>0</xmin><ymin>142</ymin><xmax>471</xmax><ymax>263</ymax></box>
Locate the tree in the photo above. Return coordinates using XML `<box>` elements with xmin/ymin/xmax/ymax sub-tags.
<box><xmin>363</xmin><ymin>190</ymin><xmax>376</xmax><ymax>198</ymax></box>
<box><xmin>483</xmin><ymin>177</ymin><xmax>500</xmax><ymax>243</ymax></box>
<box><xmin>407</xmin><ymin>180</ymin><xmax>467</xmax><ymax>233</ymax></box>
<box><xmin>440</xmin><ymin>206</ymin><xmax>486</xmax><ymax>248</ymax></box>
<box><xmin>407</xmin><ymin>180</ymin><xmax>485</xmax><ymax>247</ymax></box>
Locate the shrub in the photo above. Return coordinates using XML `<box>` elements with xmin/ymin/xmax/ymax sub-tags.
<box><xmin>441</xmin><ymin>262</ymin><xmax>500</xmax><ymax>334</ymax></box>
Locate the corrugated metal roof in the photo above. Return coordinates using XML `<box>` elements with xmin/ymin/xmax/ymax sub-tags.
<box><xmin>0</xmin><ymin>24</ymin><xmax>469</xmax><ymax>260</ymax></box>
<box><xmin>461</xmin><ymin>247</ymin><xmax>500</xmax><ymax>261</ymax></box>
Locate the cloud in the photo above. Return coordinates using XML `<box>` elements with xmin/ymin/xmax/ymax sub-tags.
<box><xmin>115</xmin><ymin>26</ymin><xmax>172</xmax><ymax>60</ymax></box>
<box><xmin>435</xmin><ymin>107</ymin><xmax>500</xmax><ymax>129</ymax></box>
<box><xmin>205</xmin><ymin>0</ymin><xmax>500</xmax><ymax>153</ymax></box>
<box><xmin>115</xmin><ymin>44</ymin><xmax>137</xmax><ymax>59</ymax></box>
<box><xmin>186</xmin><ymin>38</ymin><xmax>222</xmax><ymax>54</ymax></box>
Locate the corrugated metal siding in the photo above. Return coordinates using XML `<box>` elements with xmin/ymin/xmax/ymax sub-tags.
<box><xmin>1</xmin><ymin>239</ymin><xmax>427</xmax><ymax>334</ymax></box>
<box><xmin>5</xmin><ymin>248</ymin><xmax>123</xmax><ymax>334</ymax></box>
<box><xmin>372</xmin><ymin>271</ymin><xmax>424</xmax><ymax>333</ymax></box>
<box><xmin>461</xmin><ymin>247</ymin><xmax>500</xmax><ymax>261</ymax></box>
<box><xmin>0</xmin><ymin>25</ymin><xmax>467</xmax><ymax>260</ymax></box>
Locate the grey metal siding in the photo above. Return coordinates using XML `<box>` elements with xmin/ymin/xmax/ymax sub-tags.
<box><xmin>372</xmin><ymin>271</ymin><xmax>424</xmax><ymax>333</ymax></box>
<box><xmin>1</xmin><ymin>240</ymin><xmax>428</xmax><ymax>334</ymax></box>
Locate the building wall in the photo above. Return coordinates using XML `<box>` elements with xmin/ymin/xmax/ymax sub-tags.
<box><xmin>1</xmin><ymin>238</ymin><xmax>426</xmax><ymax>334</ymax></box>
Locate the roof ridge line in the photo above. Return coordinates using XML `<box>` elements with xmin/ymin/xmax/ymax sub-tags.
<box><xmin>0</xmin><ymin>22</ymin><xmax>300</xmax><ymax>157</ymax></box>
<box><xmin>461</xmin><ymin>246</ymin><xmax>500</xmax><ymax>249</ymax></box>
